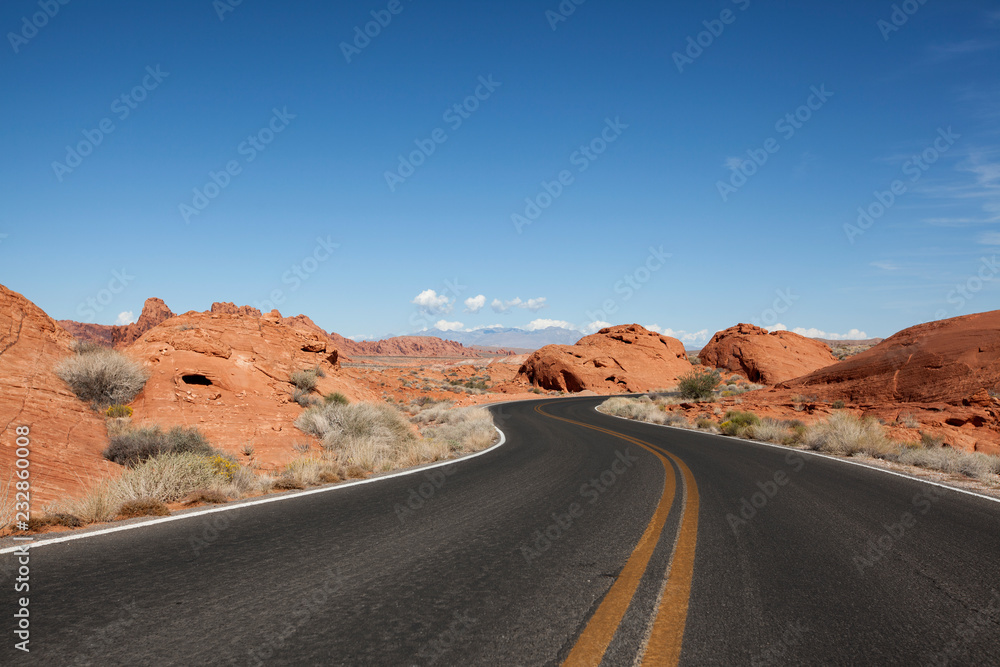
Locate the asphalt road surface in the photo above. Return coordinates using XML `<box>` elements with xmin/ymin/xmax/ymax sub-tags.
<box><xmin>3</xmin><ymin>397</ymin><xmax>1000</xmax><ymax>665</ymax></box>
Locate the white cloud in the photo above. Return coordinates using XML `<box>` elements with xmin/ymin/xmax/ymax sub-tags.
<box><xmin>412</xmin><ymin>289</ymin><xmax>453</xmax><ymax>315</ymax></box>
<box><xmin>525</xmin><ymin>319</ymin><xmax>576</xmax><ymax>331</ymax></box>
<box><xmin>870</xmin><ymin>260</ymin><xmax>900</xmax><ymax>271</ymax></box>
<box><xmin>647</xmin><ymin>325</ymin><xmax>710</xmax><ymax>345</ymax></box>
<box><xmin>523</xmin><ymin>297</ymin><xmax>547</xmax><ymax>312</ymax></box>
<box><xmin>115</xmin><ymin>311</ymin><xmax>135</xmax><ymax>326</ymax></box>
<box><xmin>464</xmin><ymin>295</ymin><xmax>486</xmax><ymax>313</ymax></box>
<box><xmin>769</xmin><ymin>324</ymin><xmax>868</xmax><ymax>340</ymax></box>
<box><xmin>434</xmin><ymin>320</ymin><xmax>464</xmax><ymax>332</ymax></box>
<box><xmin>979</xmin><ymin>231</ymin><xmax>1000</xmax><ymax>245</ymax></box>
<box><xmin>583</xmin><ymin>320</ymin><xmax>612</xmax><ymax>334</ymax></box>
<box><xmin>491</xmin><ymin>298</ymin><xmax>517</xmax><ymax>313</ymax></box>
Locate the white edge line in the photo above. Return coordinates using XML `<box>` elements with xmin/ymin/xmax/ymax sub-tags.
<box><xmin>0</xmin><ymin>424</ymin><xmax>509</xmax><ymax>555</ymax></box>
<box><xmin>595</xmin><ymin>406</ymin><xmax>1000</xmax><ymax>506</ymax></box>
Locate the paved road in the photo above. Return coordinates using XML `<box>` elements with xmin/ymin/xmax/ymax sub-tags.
<box><xmin>3</xmin><ymin>397</ymin><xmax>1000</xmax><ymax>665</ymax></box>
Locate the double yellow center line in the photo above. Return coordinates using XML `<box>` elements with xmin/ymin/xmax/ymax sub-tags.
<box><xmin>533</xmin><ymin>404</ymin><xmax>700</xmax><ymax>667</ymax></box>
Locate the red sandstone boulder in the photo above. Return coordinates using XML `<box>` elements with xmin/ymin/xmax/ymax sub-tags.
<box><xmin>516</xmin><ymin>324</ymin><xmax>692</xmax><ymax>393</ymax></box>
<box><xmin>699</xmin><ymin>323</ymin><xmax>837</xmax><ymax>385</ymax></box>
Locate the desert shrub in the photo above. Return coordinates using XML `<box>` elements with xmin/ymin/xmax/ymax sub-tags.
<box><xmin>805</xmin><ymin>412</ymin><xmax>894</xmax><ymax>457</ymax></box>
<box><xmin>180</xmin><ymin>489</ymin><xmax>229</xmax><ymax>505</ymax></box>
<box><xmin>104</xmin><ymin>427</ymin><xmax>168</xmax><ymax>466</ymax></box>
<box><xmin>599</xmin><ymin>397</ymin><xmax>669</xmax><ymax>425</ymax></box>
<box><xmin>111</xmin><ymin>453</ymin><xmax>222</xmax><ymax>503</ymax></box>
<box><xmin>696</xmin><ymin>418</ymin><xmax>716</xmax><ymax>430</ymax></box>
<box><xmin>896</xmin><ymin>447</ymin><xmax>998</xmax><ymax>481</ymax></box>
<box><xmin>105</xmin><ymin>404</ymin><xmax>133</xmax><ymax>419</ymax></box>
<box><xmin>921</xmin><ymin>432</ymin><xmax>944</xmax><ymax>448</ymax></box>
<box><xmin>292</xmin><ymin>388</ymin><xmax>319</xmax><ymax>407</ymax></box>
<box><xmin>418</xmin><ymin>408</ymin><xmax>497</xmax><ymax>456</ymax></box>
<box><xmin>832</xmin><ymin>400</ymin><xmax>846</xmax><ymax>410</ymax></box>
<box><xmin>677</xmin><ymin>369</ymin><xmax>721</xmax><ymax>401</ymax></box>
<box><xmin>272</xmin><ymin>477</ymin><xmax>306</xmax><ymax>491</ymax></box>
<box><xmin>104</xmin><ymin>425</ymin><xmax>216</xmax><ymax>466</ymax></box>
<box><xmin>117</xmin><ymin>498</ymin><xmax>170</xmax><ymax>519</ymax></box>
<box><xmin>56</xmin><ymin>347</ymin><xmax>149</xmax><ymax>409</ymax></box>
<box><xmin>719</xmin><ymin>411</ymin><xmax>761</xmax><ymax>438</ymax></box>
<box><xmin>324</xmin><ymin>392</ymin><xmax>350</xmax><ymax>406</ymax></box>
<box><xmin>71</xmin><ymin>339</ymin><xmax>106</xmax><ymax>355</ymax></box>
<box><xmin>290</xmin><ymin>369</ymin><xmax>320</xmax><ymax>392</ymax></box>
<box><xmin>296</xmin><ymin>401</ymin><xmax>414</xmax><ymax>468</ymax></box>
<box><xmin>750</xmin><ymin>419</ymin><xmax>793</xmax><ymax>444</ymax></box>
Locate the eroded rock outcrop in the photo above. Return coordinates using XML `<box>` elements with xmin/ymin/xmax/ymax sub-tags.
<box><xmin>699</xmin><ymin>323</ymin><xmax>837</xmax><ymax>384</ymax></box>
<box><xmin>127</xmin><ymin>309</ymin><xmax>372</xmax><ymax>465</ymax></box>
<box><xmin>0</xmin><ymin>285</ymin><xmax>114</xmax><ymax>504</ymax></box>
<box><xmin>516</xmin><ymin>324</ymin><xmax>692</xmax><ymax>393</ymax></box>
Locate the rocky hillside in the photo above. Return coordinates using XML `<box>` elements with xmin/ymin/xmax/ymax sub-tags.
<box><xmin>58</xmin><ymin>297</ymin><xmax>175</xmax><ymax>348</ymax></box>
<box><xmin>1</xmin><ymin>285</ymin><xmax>113</xmax><ymax>504</ymax></box>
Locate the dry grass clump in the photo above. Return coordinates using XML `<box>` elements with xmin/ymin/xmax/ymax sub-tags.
<box><xmin>805</xmin><ymin>412</ymin><xmax>895</xmax><ymax>457</ymax></box>
<box><xmin>417</xmin><ymin>407</ymin><xmax>497</xmax><ymax>456</ymax></box>
<box><xmin>56</xmin><ymin>452</ymin><xmax>266</xmax><ymax>524</ymax></box>
<box><xmin>180</xmin><ymin>489</ymin><xmax>230</xmax><ymax>506</ymax></box>
<box><xmin>599</xmin><ymin>396</ymin><xmax>672</xmax><ymax>425</ymax></box>
<box><xmin>55</xmin><ymin>346</ymin><xmax>149</xmax><ymax>409</ymax></box>
<box><xmin>117</xmin><ymin>498</ymin><xmax>170</xmax><ymax>519</ymax></box>
<box><xmin>296</xmin><ymin>401</ymin><xmax>419</xmax><ymax>471</ymax></box>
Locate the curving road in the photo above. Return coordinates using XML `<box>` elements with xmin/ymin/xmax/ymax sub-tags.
<box><xmin>3</xmin><ymin>397</ymin><xmax>1000</xmax><ymax>665</ymax></box>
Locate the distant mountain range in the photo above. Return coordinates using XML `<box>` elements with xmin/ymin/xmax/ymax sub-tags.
<box><xmin>431</xmin><ymin>326</ymin><xmax>584</xmax><ymax>350</ymax></box>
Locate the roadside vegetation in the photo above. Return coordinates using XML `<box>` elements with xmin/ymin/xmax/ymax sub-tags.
<box><xmin>55</xmin><ymin>342</ymin><xmax>149</xmax><ymax>409</ymax></box>
<box><xmin>598</xmin><ymin>397</ymin><xmax>1000</xmax><ymax>484</ymax></box>
<box><xmin>11</xmin><ymin>379</ymin><xmax>498</xmax><ymax>533</ymax></box>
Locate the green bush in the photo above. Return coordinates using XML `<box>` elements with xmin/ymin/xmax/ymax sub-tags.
<box><xmin>323</xmin><ymin>392</ymin><xmax>350</xmax><ymax>405</ymax></box>
<box><xmin>719</xmin><ymin>411</ymin><xmax>761</xmax><ymax>437</ymax></box>
<box><xmin>56</xmin><ymin>347</ymin><xmax>149</xmax><ymax>410</ymax></box>
<box><xmin>677</xmin><ymin>369</ymin><xmax>721</xmax><ymax>401</ymax></box>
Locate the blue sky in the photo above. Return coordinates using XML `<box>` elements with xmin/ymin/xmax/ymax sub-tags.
<box><xmin>1</xmin><ymin>0</ymin><xmax>998</xmax><ymax>345</ymax></box>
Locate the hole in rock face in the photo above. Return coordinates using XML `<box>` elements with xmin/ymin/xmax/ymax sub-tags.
<box><xmin>181</xmin><ymin>374</ymin><xmax>213</xmax><ymax>386</ymax></box>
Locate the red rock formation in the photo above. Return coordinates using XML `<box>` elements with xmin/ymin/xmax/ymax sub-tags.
<box><xmin>699</xmin><ymin>323</ymin><xmax>837</xmax><ymax>385</ymax></box>
<box><xmin>58</xmin><ymin>297</ymin><xmax>176</xmax><ymax>349</ymax></box>
<box><xmin>730</xmin><ymin>311</ymin><xmax>1000</xmax><ymax>454</ymax></box>
<box><xmin>788</xmin><ymin>311</ymin><xmax>1000</xmax><ymax>405</ymax></box>
<box><xmin>210</xmin><ymin>302</ymin><xmax>263</xmax><ymax>318</ymax></box>
<box><xmin>516</xmin><ymin>324</ymin><xmax>693</xmax><ymax>393</ymax></box>
<box><xmin>127</xmin><ymin>309</ymin><xmax>373</xmax><ymax>466</ymax></box>
<box><xmin>0</xmin><ymin>284</ymin><xmax>114</xmax><ymax>505</ymax></box>
<box><xmin>329</xmin><ymin>333</ymin><xmax>507</xmax><ymax>358</ymax></box>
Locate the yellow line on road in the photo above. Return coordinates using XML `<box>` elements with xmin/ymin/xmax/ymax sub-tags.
<box><xmin>532</xmin><ymin>404</ymin><xmax>697</xmax><ymax>667</ymax></box>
